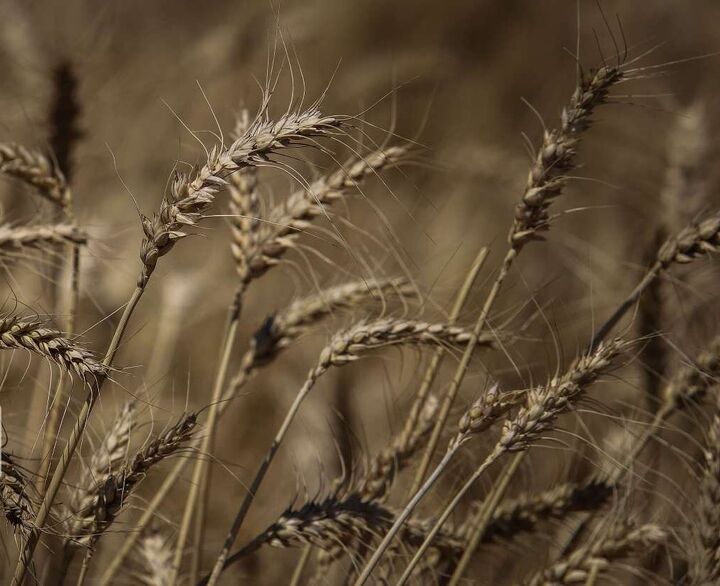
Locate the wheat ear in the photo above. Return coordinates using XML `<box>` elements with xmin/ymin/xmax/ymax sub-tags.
<box><xmin>72</xmin><ymin>412</ymin><xmax>197</xmax><ymax>586</ymax></box>
<box><xmin>135</xmin><ymin>528</ymin><xmax>175</xmax><ymax>586</ymax></box>
<box><xmin>65</xmin><ymin>401</ymin><xmax>136</xmax><ymax>546</ymax></box>
<box><xmin>411</xmin><ymin>65</ymin><xmax>623</xmax><ymax>498</ymax></box>
<box><xmin>13</xmin><ymin>106</ymin><xmax>346</xmax><ymax>584</ymax></box>
<box><xmin>0</xmin><ymin>314</ymin><xmax>104</xmax><ymax>381</ymax></box>
<box><xmin>217</xmin><ymin>492</ymin><xmax>465</xmax><ymax>576</ymax></box>
<box><xmin>591</xmin><ymin>210</ymin><xmax>720</xmax><ymax>349</ymax></box>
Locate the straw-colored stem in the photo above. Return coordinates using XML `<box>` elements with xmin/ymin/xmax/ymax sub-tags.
<box><xmin>448</xmin><ymin>450</ymin><xmax>524</xmax><ymax>585</ymax></box>
<box><xmin>589</xmin><ymin>262</ymin><xmax>662</xmax><ymax>351</ymax></box>
<box><xmin>411</xmin><ymin>248</ymin><xmax>515</xmax><ymax>492</ymax></box>
<box><xmin>289</xmin><ymin>544</ymin><xmax>313</xmax><ymax>586</ymax></box>
<box><xmin>37</xmin><ymin>243</ymin><xmax>81</xmax><ymax>496</ymax></box>
<box><xmin>393</xmin><ymin>448</ymin><xmax>504</xmax><ymax>586</ymax></box>
<box><xmin>75</xmin><ymin>550</ymin><xmax>91</xmax><ymax>586</ymax></box>
<box><xmin>407</xmin><ymin>247</ymin><xmax>489</xmax><ymax>495</ymax></box>
<box><xmin>352</xmin><ymin>446</ymin><xmax>460</xmax><ymax>586</ymax></box>
<box><xmin>205</xmin><ymin>374</ymin><xmax>319</xmax><ymax>586</ymax></box>
<box><xmin>12</xmin><ymin>284</ymin><xmax>144</xmax><ymax>586</ymax></box>
<box><xmin>174</xmin><ymin>291</ymin><xmax>243</xmax><ymax>583</ymax></box>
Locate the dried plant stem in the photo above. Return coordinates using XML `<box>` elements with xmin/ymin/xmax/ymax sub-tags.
<box><xmin>289</xmin><ymin>545</ymin><xmax>313</xmax><ymax>586</ymax></box>
<box><xmin>205</xmin><ymin>374</ymin><xmax>322</xmax><ymax>586</ymax></box>
<box><xmin>12</xmin><ymin>285</ymin><xmax>144</xmax><ymax>586</ymax></box>
<box><xmin>355</xmin><ymin>447</ymin><xmax>497</xmax><ymax>586</ymax></box>
<box><xmin>404</xmin><ymin>246</ymin><xmax>488</xmax><ymax>490</ymax></box>
<box><xmin>38</xmin><ymin>243</ymin><xmax>82</xmax><ymax>496</ymax></box>
<box><xmin>411</xmin><ymin>248</ymin><xmax>514</xmax><ymax>492</ymax></box>
<box><xmin>174</xmin><ymin>292</ymin><xmax>242</xmax><ymax>583</ymax></box>
<box><xmin>590</xmin><ymin>263</ymin><xmax>661</xmax><ymax>351</ymax></box>
<box><xmin>448</xmin><ymin>450</ymin><xmax>525</xmax><ymax>585</ymax></box>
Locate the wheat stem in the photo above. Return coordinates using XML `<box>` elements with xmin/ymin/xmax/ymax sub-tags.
<box><xmin>448</xmin><ymin>450</ymin><xmax>524</xmax><ymax>585</ymax></box>
<box><xmin>174</xmin><ymin>292</ymin><xmax>242</xmax><ymax>583</ymax></box>
<box><xmin>412</xmin><ymin>248</ymin><xmax>514</xmax><ymax>492</ymax></box>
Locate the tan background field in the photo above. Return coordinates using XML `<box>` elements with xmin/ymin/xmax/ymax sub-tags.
<box><xmin>2</xmin><ymin>1</ymin><xmax>720</xmax><ymax>583</ymax></box>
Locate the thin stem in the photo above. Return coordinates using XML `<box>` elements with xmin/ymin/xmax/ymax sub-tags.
<box><xmin>411</xmin><ymin>248</ymin><xmax>515</xmax><ymax>492</ymax></box>
<box><xmin>204</xmin><ymin>374</ymin><xmax>319</xmax><ymax>586</ymax></box>
<box><xmin>38</xmin><ymin>244</ymin><xmax>81</xmax><ymax>496</ymax></box>
<box><xmin>589</xmin><ymin>262</ymin><xmax>662</xmax><ymax>351</ymax></box>
<box><xmin>448</xmin><ymin>451</ymin><xmax>524</xmax><ymax>585</ymax></box>
<box><xmin>75</xmin><ymin>550</ymin><xmax>90</xmax><ymax>586</ymax></box>
<box><xmin>407</xmin><ymin>247</ymin><xmax>489</xmax><ymax>495</ymax></box>
<box><xmin>12</xmin><ymin>284</ymin><xmax>145</xmax><ymax>586</ymax></box>
<box><xmin>394</xmin><ymin>448</ymin><xmax>504</xmax><ymax>586</ymax></box>
<box><xmin>352</xmin><ymin>447</ymin><xmax>459</xmax><ymax>586</ymax></box>
<box><xmin>173</xmin><ymin>292</ymin><xmax>242</xmax><ymax>583</ymax></box>
<box><xmin>288</xmin><ymin>545</ymin><xmax>313</xmax><ymax>586</ymax></box>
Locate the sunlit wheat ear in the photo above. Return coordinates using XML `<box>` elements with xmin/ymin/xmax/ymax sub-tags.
<box><xmin>0</xmin><ymin>313</ymin><xmax>106</xmax><ymax>381</ymax></box>
<box><xmin>357</xmin><ymin>394</ymin><xmax>439</xmax><ymax>503</ymax></box>
<box><xmin>234</xmin><ymin>144</ymin><xmax>409</xmax><ymax>289</ymax></box>
<box><xmin>459</xmin><ymin>476</ymin><xmax>615</xmax><ymax>545</ymax></box>
<box><xmin>523</xmin><ymin>522</ymin><xmax>666</xmax><ymax>586</ymax></box>
<box><xmin>0</xmin><ymin>143</ymin><xmax>70</xmax><ymax>208</ymax></box>
<box><xmin>139</xmin><ymin>106</ymin><xmax>345</xmax><ymax>285</ymax></box>
<box><xmin>66</xmin><ymin>401</ymin><xmax>135</xmax><ymax>543</ymax></box>
<box><xmin>1</xmin><ymin>452</ymin><xmax>34</xmax><ymax>536</ymax></box>
<box><xmin>136</xmin><ymin>527</ymin><xmax>175</xmax><ymax>586</ymax></box>
<box><xmin>509</xmin><ymin>65</ymin><xmax>623</xmax><ymax>251</ymax></box>
<box><xmin>0</xmin><ymin>223</ymin><xmax>87</xmax><ymax>252</ymax></box>
<box><xmin>690</xmin><ymin>391</ymin><xmax>720</xmax><ymax>584</ymax></box>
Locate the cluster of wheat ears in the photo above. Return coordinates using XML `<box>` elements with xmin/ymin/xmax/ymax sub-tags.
<box><xmin>1</xmin><ymin>31</ymin><xmax>720</xmax><ymax>586</ymax></box>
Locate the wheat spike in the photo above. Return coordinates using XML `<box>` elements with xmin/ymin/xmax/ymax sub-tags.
<box><xmin>0</xmin><ymin>314</ymin><xmax>105</xmax><ymax>380</ymax></box>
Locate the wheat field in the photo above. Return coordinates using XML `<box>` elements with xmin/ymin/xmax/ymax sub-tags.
<box><xmin>1</xmin><ymin>1</ymin><xmax>720</xmax><ymax>584</ymax></box>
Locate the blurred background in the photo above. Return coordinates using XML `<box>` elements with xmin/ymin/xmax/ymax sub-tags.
<box><xmin>2</xmin><ymin>0</ymin><xmax>720</xmax><ymax>583</ymax></box>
